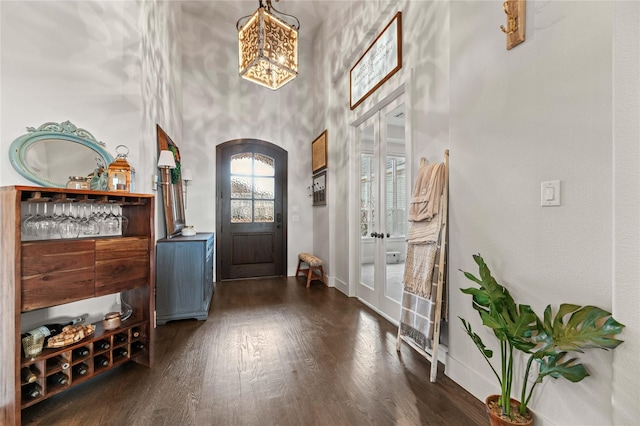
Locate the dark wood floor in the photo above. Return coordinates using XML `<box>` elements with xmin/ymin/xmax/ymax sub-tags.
<box><xmin>22</xmin><ymin>277</ymin><xmax>486</xmax><ymax>425</ymax></box>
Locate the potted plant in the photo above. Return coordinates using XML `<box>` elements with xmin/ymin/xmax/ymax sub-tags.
<box><xmin>459</xmin><ymin>254</ymin><xmax>625</xmax><ymax>425</ymax></box>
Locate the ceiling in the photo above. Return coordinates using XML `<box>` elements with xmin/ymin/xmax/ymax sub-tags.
<box><xmin>181</xmin><ymin>0</ymin><xmax>336</xmax><ymax>40</ymax></box>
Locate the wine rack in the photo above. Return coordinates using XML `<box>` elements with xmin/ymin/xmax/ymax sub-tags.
<box><xmin>20</xmin><ymin>321</ymin><xmax>149</xmax><ymax>409</ymax></box>
<box><xmin>0</xmin><ymin>186</ymin><xmax>155</xmax><ymax>426</ymax></box>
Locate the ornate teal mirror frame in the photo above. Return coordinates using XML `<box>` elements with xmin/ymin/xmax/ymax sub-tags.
<box><xmin>9</xmin><ymin>121</ymin><xmax>114</xmax><ymax>188</ymax></box>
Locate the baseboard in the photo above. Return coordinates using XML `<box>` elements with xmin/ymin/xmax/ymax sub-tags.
<box><xmin>331</xmin><ymin>276</ymin><xmax>348</xmax><ymax>294</ymax></box>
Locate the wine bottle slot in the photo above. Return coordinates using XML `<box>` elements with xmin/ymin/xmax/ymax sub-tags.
<box><xmin>114</xmin><ymin>333</ymin><xmax>128</xmax><ymax>343</ymax></box>
<box><xmin>47</xmin><ymin>372</ymin><xmax>69</xmax><ymax>386</ymax></box>
<box><xmin>95</xmin><ymin>340</ymin><xmax>110</xmax><ymax>350</ymax></box>
<box><xmin>72</xmin><ymin>347</ymin><xmax>90</xmax><ymax>359</ymax></box>
<box><xmin>72</xmin><ymin>362</ymin><xmax>89</xmax><ymax>376</ymax></box>
<box><xmin>94</xmin><ymin>355</ymin><xmax>109</xmax><ymax>367</ymax></box>
<box><xmin>22</xmin><ymin>383</ymin><xmax>42</xmax><ymax>400</ymax></box>
<box><xmin>47</xmin><ymin>356</ymin><xmax>69</xmax><ymax>371</ymax></box>
<box><xmin>131</xmin><ymin>341</ymin><xmax>145</xmax><ymax>352</ymax></box>
<box><xmin>21</xmin><ymin>366</ymin><xmax>38</xmax><ymax>384</ymax></box>
<box><xmin>113</xmin><ymin>347</ymin><xmax>128</xmax><ymax>358</ymax></box>
<box><xmin>132</xmin><ymin>327</ymin><xmax>141</xmax><ymax>338</ymax></box>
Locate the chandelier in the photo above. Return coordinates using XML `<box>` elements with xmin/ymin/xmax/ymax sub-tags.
<box><xmin>236</xmin><ymin>0</ymin><xmax>300</xmax><ymax>90</ymax></box>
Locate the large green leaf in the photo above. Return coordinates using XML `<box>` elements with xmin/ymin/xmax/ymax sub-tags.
<box><xmin>536</xmin><ymin>352</ymin><xmax>589</xmax><ymax>383</ymax></box>
<box><xmin>460</xmin><ymin>255</ymin><xmax>537</xmax><ymax>352</ymax></box>
<box><xmin>535</xmin><ymin>304</ymin><xmax>625</xmax><ymax>356</ymax></box>
<box><xmin>460</xmin><ymin>317</ymin><xmax>494</xmax><ymax>359</ymax></box>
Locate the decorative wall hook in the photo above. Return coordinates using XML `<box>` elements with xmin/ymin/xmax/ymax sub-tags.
<box><xmin>500</xmin><ymin>0</ymin><xmax>526</xmax><ymax>50</ymax></box>
<box><xmin>500</xmin><ymin>1</ymin><xmax>518</xmax><ymax>35</ymax></box>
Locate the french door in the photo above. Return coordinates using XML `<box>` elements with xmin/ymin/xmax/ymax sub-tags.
<box><xmin>357</xmin><ymin>98</ymin><xmax>407</xmax><ymax>320</ymax></box>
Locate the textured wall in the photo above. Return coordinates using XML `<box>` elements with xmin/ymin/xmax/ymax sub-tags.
<box><xmin>0</xmin><ymin>1</ymin><xmax>141</xmax><ymax>186</ymax></box>
<box><xmin>139</xmin><ymin>0</ymin><xmax>184</xmax><ymax>238</ymax></box>
<box><xmin>612</xmin><ymin>2</ymin><xmax>640</xmax><ymax>424</ymax></box>
<box><xmin>447</xmin><ymin>1</ymin><xmax>614</xmax><ymax>424</ymax></box>
<box><xmin>0</xmin><ymin>0</ymin><xmax>142</xmax><ymax>325</ymax></box>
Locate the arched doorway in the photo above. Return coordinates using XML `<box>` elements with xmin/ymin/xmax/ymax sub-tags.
<box><xmin>216</xmin><ymin>139</ymin><xmax>288</xmax><ymax>280</ymax></box>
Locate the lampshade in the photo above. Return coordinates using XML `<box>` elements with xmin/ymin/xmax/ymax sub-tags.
<box><xmin>237</xmin><ymin>0</ymin><xmax>300</xmax><ymax>90</ymax></box>
<box><xmin>182</xmin><ymin>168</ymin><xmax>193</xmax><ymax>182</ymax></box>
<box><xmin>157</xmin><ymin>150</ymin><xmax>176</xmax><ymax>169</ymax></box>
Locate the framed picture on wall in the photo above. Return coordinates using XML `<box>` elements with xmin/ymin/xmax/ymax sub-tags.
<box><xmin>312</xmin><ymin>171</ymin><xmax>326</xmax><ymax>207</ymax></box>
<box><xmin>312</xmin><ymin>130</ymin><xmax>327</xmax><ymax>174</ymax></box>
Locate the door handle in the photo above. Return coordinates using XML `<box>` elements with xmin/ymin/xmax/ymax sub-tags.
<box><xmin>277</xmin><ymin>213</ymin><xmax>282</xmax><ymax>223</ymax></box>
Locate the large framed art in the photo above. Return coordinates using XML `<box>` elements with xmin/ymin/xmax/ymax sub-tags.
<box><xmin>350</xmin><ymin>12</ymin><xmax>402</xmax><ymax>110</ymax></box>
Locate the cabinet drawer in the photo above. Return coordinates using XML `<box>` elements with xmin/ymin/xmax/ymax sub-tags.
<box><xmin>95</xmin><ymin>237</ymin><xmax>149</xmax><ymax>295</ymax></box>
<box><xmin>21</xmin><ymin>241</ymin><xmax>95</xmax><ymax>311</ymax></box>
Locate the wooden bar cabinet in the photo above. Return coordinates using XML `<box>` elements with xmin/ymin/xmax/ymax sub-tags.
<box><xmin>0</xmin><ymin>186</ymin><xmax>155</xmax><ymax>426</ymax></box>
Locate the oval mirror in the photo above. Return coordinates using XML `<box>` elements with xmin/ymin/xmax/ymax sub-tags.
<box><xmin>9</xmin><ymin>121</ymin><xmax>114</xmax><ymax>188</ymax></box>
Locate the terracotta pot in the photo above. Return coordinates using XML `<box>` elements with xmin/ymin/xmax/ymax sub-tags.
<box><xmin>485</xmin><ymin>395</ymin><xmax>534</xmax><ymax>426</ymax></box>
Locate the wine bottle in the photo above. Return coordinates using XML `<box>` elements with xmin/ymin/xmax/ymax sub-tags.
<box><xmin>21</xmin><ymin>366</ymin><xmax>38</xmax><ymax>384</ymax></box>
<box><xmin>22</xmin><ymin>314</ymin><xmax>88</xmax><ymax>339</ymax></box>
<box><xmin>47</xmin><ymin>372</ymin><xmax>69</xmax><ymax>386</ymax></box>
<box><xmin>72</xmin><ymin>347</ymin><xmax>90</xmax><ymax>358</ymax></box>
<box><xmin>95</xmin><ymin>340</ymin><xmax>110</xmax><ymax>350</ymax></box>
<box><xmin>114</xmin><ymin>333</ymin><xmax>127</xmax><ymax>343</ymax></box>
<box><xmin>131</xmin><ymin>341</ymin><xmax>145</xmax><ymax>352</ymax></box>
<box><xmin>132</xmin><ymin>328</ymin><xmax>141</xmax><ymax>338</ymax></box>
<box><xmin>47</xmin><ymin>356</ymin><xmax>70</xmax><ymax>370</ymax></box>
<box><xmin>94</xmin><ymin>355</ymin><xmax>109</xmax><ymax>367</ymax></box>
<box><xmin>72</xmin><ymin>362</ymin><xmax>89</xmax><ymax>376</ymax></box>
<box><xmin>113</xmin><ymin>347</ymin><xmax>128</xmax><ymax>358</ymax></box>
<box><xmin>22</xmin><ymin>383</ymin><xmax>42</xmax><ymax>399</ymax></box>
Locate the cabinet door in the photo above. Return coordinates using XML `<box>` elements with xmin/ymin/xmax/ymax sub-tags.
<box><xmin>156</xmin><ymin>241</ymin><xmax>204</xmax><ymax>316</ymax></box>
<box><xmin>95</xmin><ymin>237</ymin><xmax>149</xmax><ymax>296</ymax></box>
<box><xmin>21</xmin><ymin>241</ymin><xmax>95</xmax><ymax>311</ymax></box>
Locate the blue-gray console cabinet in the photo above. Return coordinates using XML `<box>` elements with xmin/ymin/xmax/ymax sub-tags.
<box><xmin>155</xmin><ymin>233</ymin><xmax>214</xmax><ymax>325</ymax></box>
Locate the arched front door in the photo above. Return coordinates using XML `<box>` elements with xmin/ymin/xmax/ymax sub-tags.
<box><xmin>216</xmin><ymin>139</ymin><xmax>288</xmax><ymax>280</ymax></box>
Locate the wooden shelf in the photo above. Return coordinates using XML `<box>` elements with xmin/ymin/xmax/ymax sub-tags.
<box><xmin>1</xmin><ymin>186</ymin><xmax>155</xmax><ymax>426</ymax></box>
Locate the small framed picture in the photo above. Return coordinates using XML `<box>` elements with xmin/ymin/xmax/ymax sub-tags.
<box><xmin>311</xmin><ymin>130</ymin><xmax>327</xmax><ymax>174</ymax></box>
<box><xmin>312</xmin><ymin>171</ymin><xmax>326</xmax><ymax>207</ymax></box>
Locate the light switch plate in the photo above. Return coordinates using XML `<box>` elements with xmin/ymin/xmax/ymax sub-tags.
<box><xmin>541</xmin><ymin>180</ymin><xmax>561</xmax><ymax>207</ymax></box>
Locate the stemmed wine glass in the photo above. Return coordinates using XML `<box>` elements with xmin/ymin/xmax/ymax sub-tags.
<box><xmin>21</xmin><ymin>203</ymin><xmax>35</xmax><ymax>238</ymax></box>
<box><xmin>116</xmin><ymin>205</ymin><xmax>128</xmax><ymax>234</ymax></box>
<box><xmin>103</xmin><ymin>203</ymin><xmax>120</xmax><ymax>235</ymax></box>
<box><xmin>58</xmin><ymin>203</ymin><xmax>80</xmax><ymax>239</ymax></box>
<box><xmin>33</xmin><ymin>202</ymin><xmax>57</xmax><ymax>239</ymax></box>
<box><xmin>80</xmin><ymin>203</ymin><xmax>100</xmax><ymax>236</ymax></box>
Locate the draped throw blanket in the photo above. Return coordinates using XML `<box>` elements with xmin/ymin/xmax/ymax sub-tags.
<box><xmin>400</xmin><ymin>160</ymin><xmax>446</xmax><ymax>350</ymax></box>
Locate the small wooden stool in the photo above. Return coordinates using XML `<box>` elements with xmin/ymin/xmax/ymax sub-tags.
<box><xmin>296</xmin><ymin>253</ymin><xmax>326</xmax><ymax>288</ymax></box>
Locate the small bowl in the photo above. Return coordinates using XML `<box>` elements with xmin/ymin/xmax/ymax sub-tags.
<box><xmin>181</xmin><ymin>226</ymin><xmax>196</xmax><ymax>236</ymax></box>
<box><xmin>103</xmin><ymin>312</ymin><xmax>121</xmax><ymax>330</ymax></box>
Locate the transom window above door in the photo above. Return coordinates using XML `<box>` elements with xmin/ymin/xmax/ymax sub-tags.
<box><xmin>230</xmin><ymin>152</ymin><xmax>276</xmax><ymax>223</ymax></box>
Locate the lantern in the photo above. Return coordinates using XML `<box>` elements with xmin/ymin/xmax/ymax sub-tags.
<box><xmin>108</xmin><ymin>145</ymin><xmax>134</xmax><ymax>192</ymax></box>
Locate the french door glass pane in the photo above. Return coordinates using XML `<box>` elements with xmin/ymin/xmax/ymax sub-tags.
<box><xmin>385</xmin><ymin>157</ymin><xmax>406</xmax><ymax>237</ymax></box>
<box><xmin>254</xmin><ymin>200</ymin><xmax>275</xmax><ymax>222</ymax></box>
<box><xmin>231</xmin><ymin>153</ymin><xmax>252</xmax><ymax>175</ymax></box>
<box><xmin>254</xmin><ymin>177</ymin><xmax>275</xmax><ymax>199</ymax></box>
<box><xmin>231</xmin><ymin>200</ymin><xmax>252</xmax><ymax>223</ymax></box>
<box><xmin>254</xmin><ymin>153</ymin><xmax>275</xmax><ymax>176</ymax></box>
<box><xmin>231</xmin><ymin>176</ymin><xmax>252</xmax><ymax>198</ymax></box>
